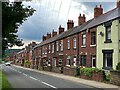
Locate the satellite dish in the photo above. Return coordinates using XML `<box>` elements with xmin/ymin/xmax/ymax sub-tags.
<box><xmin>99</xmin><ymin>32</ymin><xmax>104</xmax><ymax>36</ymax></box>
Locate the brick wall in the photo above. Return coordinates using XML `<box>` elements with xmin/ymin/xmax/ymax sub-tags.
<box><xmin>63</xmin><ymin>66</ymin><xmax>76</xmax><ymax>76</ymax></box>
<box><xmin>110</xmin><ymin>70</ymin><xmax>120</xmax><ymax>86</ymax></box>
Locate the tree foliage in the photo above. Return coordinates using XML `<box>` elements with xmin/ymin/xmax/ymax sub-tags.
<box><xmin>2</xmin><ymin>2</ymin><xmax>35</xmax><ymax>55</ymax></box>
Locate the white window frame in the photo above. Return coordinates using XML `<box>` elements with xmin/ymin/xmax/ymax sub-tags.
<box><xmin>45</xmin><ymin>47</ymin><xmax>47</xmax><ymax>54</ymax></box>
<box><xmin>42</xmin><ymin>46</ymin><xmax>45</xmax><ymax>55</ymax></box>
<box><xmin>49</xmin><ymin>44</ymin><xmax>51</xmax><ymax>53</ymax></box>
<box><xmin>52</xmin><ymin>43</ymin><xmax>54</xmax><ymax>53</ymax></box>
<box><xmin>60</xmin><ymin>40</ymin><xmax>63</xmax><ymax>51</ymax></box>
<box><xmin>67</xmin><ymin>39</ymin><xmax>70</xmax><ymax>49</ymax></box>
<box><xmin>53</xmin><ymin>58</ymin><xmax>56</xmax><ymax>67</ymax></box>
<box><xmin>73</xmin><ymin>38</ymin><xmax>77</xmax><ymax>49</ymax></box>
<box><xmin>66</xmin><ymin>56</ymin><xmax>70</xmax><ymax>66</ymax></box>
<box><xmin>56</xmin><ymin>41</ymin><xmax>59</xmax><ymax>51</ymax></box>
<box><xmin>82</xmin><ymin>33</ymin><xmax>86</xmax><ymax>46</ymax></box>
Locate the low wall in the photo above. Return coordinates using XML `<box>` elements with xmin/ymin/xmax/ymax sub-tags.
<box><xmin>52</xmin><ymin>66</ymin><xmax>62</xmax><ymax>73</ymax></box>
<box><xmin>110</xmin><ymin>70</ymin><xmax>120</xmax><ymax>86</ymax></box>
<box><xmin>43</xmin><ymin>66</ymin><xmax>52</xmax><ymax>72</ymax></box>
<box><xmin>63</xmin><ymin>66</ymin><xmax>76</xmax><ymax>76</ymax></box>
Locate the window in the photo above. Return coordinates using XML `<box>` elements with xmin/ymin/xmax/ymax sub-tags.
<box><xmin>53</xmin><ymin>58</ymin><xmax>56</xmax><ymax>67</ymax></box>
<box><xmin>102</xmin><ymin>50</ymin><xmax>113</xmax><ymax>70</ymax></box>
<box><xmin>82</xmin><ymin>33</ymin><xmax>86</xmax><ymax>46</ymax></box>
<box><xmin>58</xmin><ymin>59</ymin><xmax>62</xmax><ymax>66</ymax></box>
<box><xmin>104</xmin><ymin>21</ymin><xmax>112</xmax><ymax>43</ymax></box>
<box><xmin>106</xmin><ymin>26</ymin><xmax>111</xmax><ymax>42</ymax></box>
<box><xmin>56</xmin><ymin>41</ymin><xmax>59</xmax><ymax>51</ymax></box>
<box><xmin>73</xmin><ymin>38</ymin><xmax>77</xmax><ymax>49</ymax></box>
<box><xmin>52</xmin><ymin>43</ymin><xmax>54</xmax><ymax>53</ymax></box>
<box><xmin>91</xmin><ymin>32</ymin><xmax>96</xmax><ymax>45</ymax></box>
<box><xmin>48</xmin><ymin>59</ymin><xmax>51</xmax><ymax>66</ymax></box>
<box><xmin>43</xmin><ymin>59</ymin><xmax>46</xmax><ymax>66</ymax></box>
<box><xmin>42</xmin><ymin>46</ymin><xmax>44</xmax><ymax>54</ymax></box>
<box><xmin>48</xmin><ymin>44</ymin><xmax>51</xmax><ymax>53</ymax></box>
<box><xmin>60</xmin><ymin>40</ymin><xmax>63</xmax><ymax>51</ymax></box>
<box><xmin>91</xmin><ymin>55</ymin><xmax>96</xmax><ymax>67</ymax></box>
<box><xmin>67</xmin><ymin>39</ymin><xmax>70</xmax><ymax>49</ymax></box>
<box><xmin>45</xmin><ymin>47</ymin><xmax>47</xmax><ymax>54</ymax></box>
<box><xmin>66</xmin><ymin>56</ymin><xmax>70</xmax><ymax>66</ymax></box>
<box><xmin>81</xmin><ymin>55</ymin><xmax>86</xmax><ymax>66</ymax></box>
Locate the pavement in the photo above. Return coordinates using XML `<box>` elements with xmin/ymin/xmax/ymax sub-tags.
<box><xmin>13</xmin><ymin>65</ymin><xmax>120</xmax><ymax>89</ymax></box>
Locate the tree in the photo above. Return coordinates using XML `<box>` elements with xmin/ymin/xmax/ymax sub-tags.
<box><xmin>2</xmin><ymin>2</ymin><xmax>35</xmax><ymax>56</ymax></box>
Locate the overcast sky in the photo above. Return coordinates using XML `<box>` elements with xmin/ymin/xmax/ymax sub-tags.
<box><xmin>11</xmin><ymin>0</ymin><xmax>116</xmax><ymax>49</ymax></box>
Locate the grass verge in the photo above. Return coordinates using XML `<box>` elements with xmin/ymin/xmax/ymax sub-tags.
<box><xmin>0</xmin><ymin>69</ymin><xmax>12</xmax><ymax>90</ymax></box>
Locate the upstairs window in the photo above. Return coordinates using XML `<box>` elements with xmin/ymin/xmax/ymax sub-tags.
<box><xmin>60</xmin><ymin>40</ymin><xmax>63</xmax><ymax>51</ymax></box>
<box><xmin>82</xmin><ymin>33</ymin><xmax>86</xmax><ymax>46</ymax></box>
<box><xmin>42</xmin><ymin>46</ymin><xmax>44</xmax><ymax>54</ymax></box>
<box><xmin>73</xmin><ymin>38</ymin><xmax>77</xmax><ymax>49</ymax></box>
<box><xmin>52</xmin><ymin>43</ymin><xmax>54</xmax><ymax>53</ymax></box>
<box><xmin>104</xmin><ymin>21</ymin><xmax>112</xmax><ymax>43</ymax></box>
<box><xmin>48</xmin><ymin>44</ymin><xmax>51</xmax><ymax>53</ymax></box>
<box><xmin>91</xmin><ymin>32</ymin><xmax>96</xmax><ymax>45</ymax></box>
<box><xmin>106</xmin><ymin>26</ymin><xmax>111</xmax><ymax>42</ymax></box>
<box><xmin>67</xmin><ymin>39</ymin><xmax>70</xmax><ymax>49</ymax></box>
<box><xmin>56</xmin><ymin>41</ymin><xmax>59</xmax><ymax>51</ymax></box>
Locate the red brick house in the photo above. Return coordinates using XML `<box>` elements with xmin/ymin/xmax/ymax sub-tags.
<box><xmin>19</xmin><ymin>2</ymin><xmax>120</xmax><ymax>75</ymax></box>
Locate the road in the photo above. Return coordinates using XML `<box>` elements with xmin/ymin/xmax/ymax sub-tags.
<box><xmin>2</xmin><ymin>64</ymin><xmax>101</xmax><ymax>89</ymax></box>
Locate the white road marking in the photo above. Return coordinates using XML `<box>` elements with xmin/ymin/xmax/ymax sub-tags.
<box><xmin>22</xmin><ymin>73</ymin><xmax>28</xmax><ymax>76</ymax></box>
<box><xmin>29</xmin><ymin>76</ymin><xmax>37</xmax><ymax>81</ymax></box>
<box><xmin>18</xmin><ymin>71</ymin><xmax>22</xmax><ymax>74</ymax></box>
<box><xmin>42</xmin><ymin>81</ymin><xmax>57</xmax><ymax>89</ymax></box>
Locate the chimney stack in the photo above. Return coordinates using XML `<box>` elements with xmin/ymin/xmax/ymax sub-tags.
<box><xmin>67</xmin><ymin>20</ymin><xmax>74</xmax><ymax>30</ymax></box>
<box><xmin>59</xmin><ymin>25</ymin><xmax>64</xmax><ymax>34</ymax></box>
<box><xmin>94</xmin><ymin>5</ymin><xmax>103</xmax><ymax>18</ymax></box>
<box><xmin>52</xmin><ymin>29</ymin><xmax>57</xmax><ymax>37</ymax></box>
<box><xmin>78</xmin><ymin>14</ymin><xmax>86</xmax><ymax>26</ymax></box>
<box><xmin>117</xmin><ymin>0</ymin><xmax>120</xmax><ymax>8</ymax></box>
<box><xmin>42</xmin><ymin>35</ymin><xmax>46</xmax><ymax>41</ymax></box>
<box><xmin>46</xmin><ymin>33</ymin><xmax>51</xmax><ymax>39</ymax></box>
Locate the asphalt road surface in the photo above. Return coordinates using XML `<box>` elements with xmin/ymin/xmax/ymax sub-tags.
<box><xmin>2</xmin><ymin>64</ymin><xmax>101</xmax><ymax>89</ymax></box>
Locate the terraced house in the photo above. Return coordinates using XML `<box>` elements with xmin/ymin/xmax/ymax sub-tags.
<box><xmin>17</xmin><ymin>1</ymin><xmax>120</xmax><ymax>75</ymax></box>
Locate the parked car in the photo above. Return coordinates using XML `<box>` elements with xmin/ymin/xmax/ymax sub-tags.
<box><xmin>5</xmin><ymin>62</ymin><xmax>11</xmax><ymax>66</ymax></box>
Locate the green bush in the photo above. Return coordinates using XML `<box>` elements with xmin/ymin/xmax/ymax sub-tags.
<box><xmin>116</xmin><ymin>62</ymin><xmax>120</xmax><ymax>71</ymax></box>
<box><xmin>25</xmin><ymin>60</ymin><xmax>31</xmax><ymax>65</ymax></box>
<box><xmin>103</xmin><ymin>70</ymin><xmax>110</xmax><ymax>81</ymax></box>
<box><xmin>80</xmin><ymin>67</ymin><xmax>102</xmax><ymax>77</ymax></box>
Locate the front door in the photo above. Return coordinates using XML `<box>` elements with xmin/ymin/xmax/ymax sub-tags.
<box><xmin>92</xmin><ymin>55</ymin><xmax>96</xmax><ymax>68</ymax></box>
<box><xmin>73</xmin><ymin>57</ymin><xmax>77</xmax><ymax>66</ymax></box>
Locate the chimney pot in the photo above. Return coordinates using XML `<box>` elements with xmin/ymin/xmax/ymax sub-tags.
<box><xmin>117</xmin><ymin>0</ymin><xmax>120</xmax><ymax>8</ymax></box>
<box><xmin>52</xmin><ymin>29</ymin><xmax>57</xmax><ymax>37</ymax></box>
<box><xmin>67</xmin><ymin>20</ymin><xmax>74</xmax><ymax>30</ymax></box>
<box><xmin>59</xmin><ymin>25</ymin><xmax>64</xmax><ymax>34</ymax></box>
<box><xmin>94</xmin><ymin>4</ymin><xmax>103</xmax><ymax>18</ymax></box>
<box><xmin>78</xmin><ymin>14</ymin><xmax>86</xmax><ymax>26</ymax></box>
<box><xmin>43</xmin><ymin>35</ymin><xmax>46</xmax><ymax>41</ymax></box>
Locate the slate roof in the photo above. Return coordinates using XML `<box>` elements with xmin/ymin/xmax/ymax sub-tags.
<box><xmin>34</xmin><ymin>7</ymin><xmax>120</xmax><ymax>48</ymax></box>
